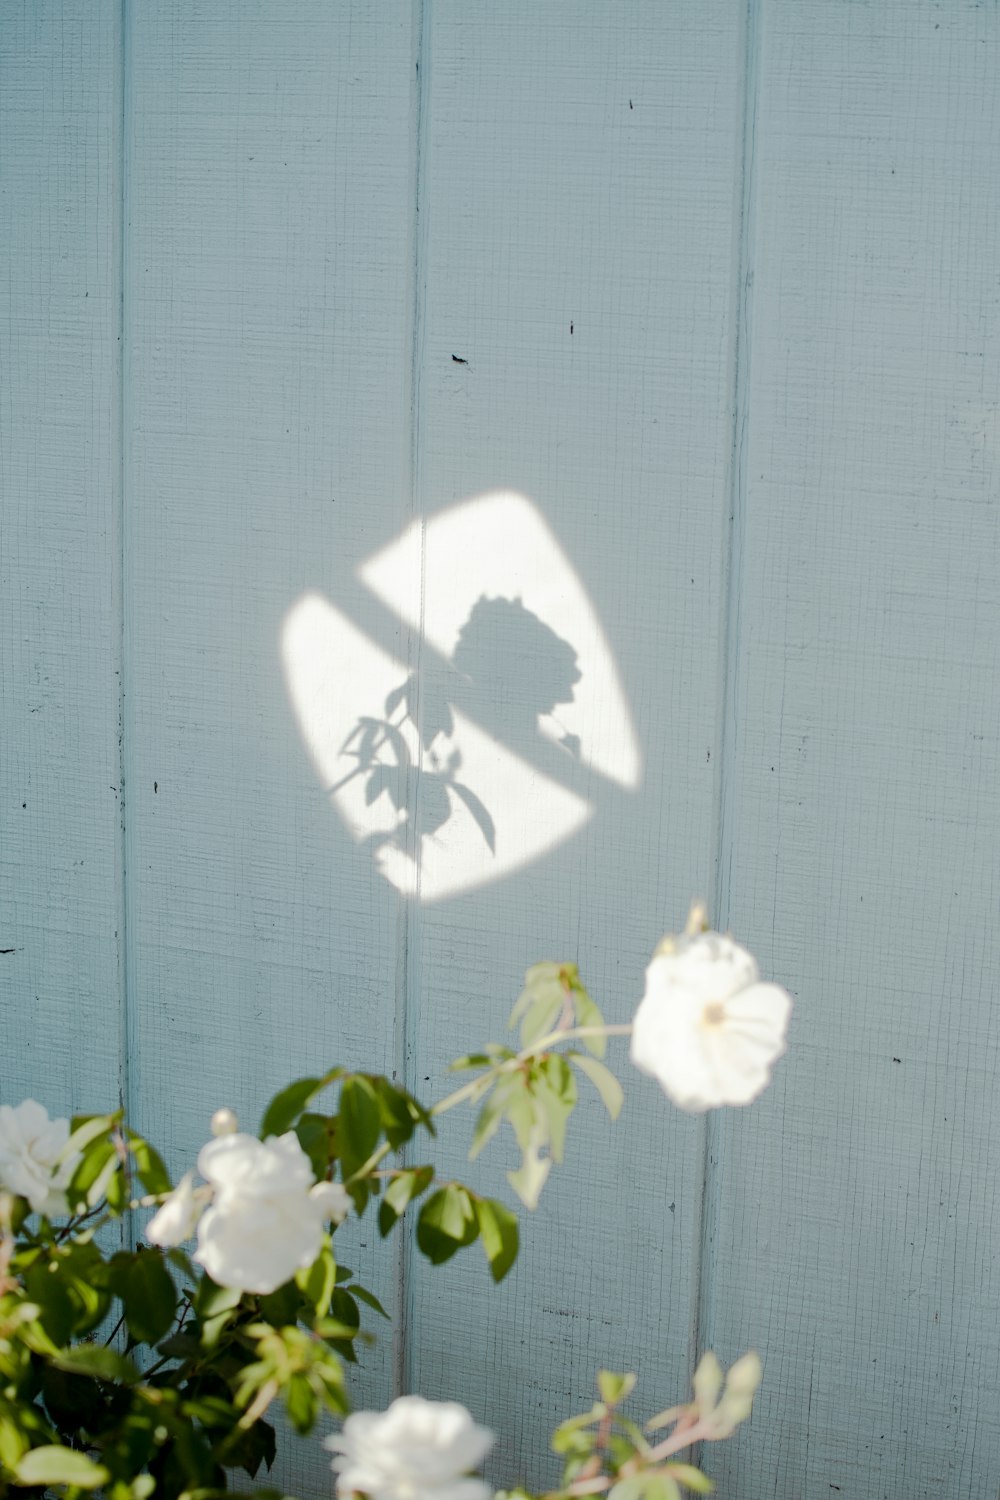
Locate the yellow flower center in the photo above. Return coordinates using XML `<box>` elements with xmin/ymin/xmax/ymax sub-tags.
<box><xmin>702</xmin><ymin>1001</ymin><xmax>727</xmax><ymax>1028</ymax></box>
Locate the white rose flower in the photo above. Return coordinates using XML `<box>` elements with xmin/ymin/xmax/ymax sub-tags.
<box><xmin>0</xmin><ymin>1100</ymin><xmax>79</xmax><ymax>1216</ymax></box>
<box><xmin>193</xmin><ymin>1131</ymin><xmax>348</xmax><ymax>1294</ymax></box>
<box><xmin>325</xmin><ymin>1395</ymin><xmax>494</xmax><ymax>1500</ymax></box>
<box><xmin>146</xmin><ymin>1170</ymin><xmax>203</xmax><ymax>1248</ymax></box>
<box><xmin>630</xmin><ymin>916</ymin><xmax>792</xmax><ymax>1112</ymax></box>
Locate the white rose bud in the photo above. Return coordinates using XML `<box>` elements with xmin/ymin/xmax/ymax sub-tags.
<box><xmin>210</xmin><ymin>1107</ymin><xmax>239</xmax><ymax>1137</ymax></box>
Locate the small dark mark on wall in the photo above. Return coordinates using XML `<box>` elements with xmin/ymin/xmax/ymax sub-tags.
<box><xmin>570</xmin><ymin>322</ymin><xmax>574</xmax><ymax>334</ymax></box>
<box><xmin>0</xmin><ymin>949</ymin><xmax>16</xmax><ymax>956</ymax></box>
<box><xmin>892</xmin><ymin>1057</ymin><xmax>901</xmax><ymax>1063</ymax></box>
<box><xmin>154</xmin><ymin>782</ymin><xmax>158</xmax><ymax>793</ymax></box>
<box><xmin>21</xmin><ymin>803</ymin><xmax>26</xmax><ymax>809</ymax></box>
<box><xmin>451</xmin><ymin>354</ymin><xmax>468</xmax><ymax>365</ymax></box>
<box><xmin>629</xmin><ymin>99</ymin><xmax>633</xmax><ymax>109</ymax></box>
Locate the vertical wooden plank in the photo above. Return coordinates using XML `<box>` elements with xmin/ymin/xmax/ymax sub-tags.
<box><xmin>0</xmin><ymin>1</ymin><xmax>123</xmax><ymax>1114</ymax></box>
<box><xmin>125</xmin><ymin>4</ymin><xmax>416</xmax><ymax>1488</ymax></box>
<box><xmin>709</xmin><ymin>3</ymin><xmax>1000</xmax><ymax>1496</ymax></box>
<box><xmin>402</xmin><ymin>5</ymin><xmax>747</xmax><ymax>1488</ymax></box>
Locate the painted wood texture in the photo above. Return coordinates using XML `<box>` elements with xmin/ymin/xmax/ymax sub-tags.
<box><xmin>123</xmin><ymin>7</ymin><xmax>417</xmax><ymax>1494</ymax></box>
<box><xmin>404</xmin><ymin>4</ymin><xmax>745</xmax><ymax>1486</ymax></box>
<box><xmin>3</xmin><ymin>3</ymin><xmax>1000</xmax><ymax>1497</ymax></box>
<box><xmin>0</xmin><ymin>2</ymin><xmax>124</xmax><ymax>1117</ymax></box>
<box><xmin>707</xmin><ymin>4</ymin><xmax>1000</xmax><ymax>1496</ymax></box>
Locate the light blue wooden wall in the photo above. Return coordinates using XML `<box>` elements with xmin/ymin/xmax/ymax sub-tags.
<box><xmin>3</xmin><ymin>3</ymin><xmax>999</xmax><ymax>1497</ymax></box>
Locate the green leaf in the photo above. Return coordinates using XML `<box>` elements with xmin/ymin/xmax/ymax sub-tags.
<box><xmin>447</xmin><ymin>1053</ymin><xmax>495</xmax><ymax>1071</ymax></box>
<box><xmin>378</xmin><ymin>1164</ymin><xmax>434</xmax><ymax>1235</ymax></box>
<box><xmin>39</xmin><ymin>1362</ymin><xmax>104</xmax><ymax>1428</ymax></box>
<box><xmin>597</xmin><ymin>1370</ymin><xmax>637</xmax><ymax>1406</ymax></box>
<box><xmin>338</xmin><ymin>1076</ymin><xmax>382</xmax><ymax>1181</ymax></box>
<box><xmin>106</xmin><ymin>1162</ymin><xmax>130</xmax><ymax>1214</ymax></box>
<box><xmin>260</xmin><ymin>1069</ymin><xmax>343</xmax><ymax>1139</ymax></box>
<box><xmin>157</xmin><ymin>1330</ymin><xmax>200</xmax><ymax>1360</ymax></box>
<box><xmin>296</xmin><ymin>1245</ymin><xmax>336</xmax><ymax>1316</ymax></box>
<box><xmin>349</xmin><ymin>1284</ymin><xmax>389</xmax><ymax>1318</ymax></box>
<box><xmin>551</xmin><ymin>1406</ymin><xmax>604</xmax><ymax>1453</ymax></box>
<box><xmin>416</xmin><ymin>1185</ymin><xmax>478</xmax><ymax>1264</ymax></box>
<box><xmin>509</xmin><ymin>962</ymin><xmax>565</xmax><ymax>1030</ymax></box>
<box><xmin>534</xmin><ymin>1054</ymin><xmax>577</xmax><ymax>1163</ymax></box>
<box><xmin>608</xmin><ymin>1479</ymin><xmax>652</xmax><ymax>1500</ymax></box>
<box><xmin>664</xmin><ymin>1466</ymin><xmax>714</xmax><ymax>1495</ymax></box>
<box><xmin>166</xmin><ymin>1246</ymin><xmax>197</xmax><ymax>1283</ymax></box>
<box><xmin>63</xmin><ymin>1113</ymin><xmax>118</xmax><ymax>1161</ymax></box>
<box><xmin>506</xmin><ymin>1141</ymin><xmax>551</xmax><ymax>1210</ymax></box>
<box><xmin>503</xmin><ymin>1082</ymin><xmax>543</xmax><ymax>1154</ymax></box>
<box><xmin>0</xmin><ymin>1416</ymin><xmax>28</xmax><ymax>1471</ymax></box>
<box><xmin>179</xmin><ymin>1394</ymin><xmax>238</xmax><ymax>1428</ymax></box>
<box><xmin>295</xmin><ymin>1112</ymin><xmax>337</xmax><ymax>1179</ymax></box>
<box><xmin>125</xmin><ymin>1248</ymin><xmax>177</xmax><ymax>1344</ymax></box>
<box><xmin>468</xmin><ymin>1085</ymin><xmax>506</xmax><ymax>1161</ymax></box>
<box><xmin>200</xmin><ymin>1308</ymin><xmax>235</xmax><ymax>1351</ymax></box>
<box><xmin>15</xmin><ymin>1445</ymin><xmax>109</xmax><ymax>1489</ymax></box>
<box><xmin>23</xmin><ymin>1260</ymin><xmax>76</xmax><ymax>1346</ymax></box>
<box><xmin>66</xmin><ymin>1135</ymin><xmax>119</xmax><ymax>1210</ymax></box>
<box><xmin>195</xmin><ymin>1276</ymin><xmax>243</xmax><ymax>1319</ymax></box>
<box><xmin>127</xmin><ymin>1131</ymin><xmax>173</xmax><ymax>1195</ymax></box>
<box><xmin>284</xmin><ymin>1374</ymin><xmax>317</xmax><ymax>1435</ymax></box>
<box><xmin>572</xmin><ymin>983</ymin><xmax>607</xmax><ymax>1058</ymax></box>
<box><xmin>475</xmin><ymin>1198</ymin><xmax>519</xmax><ymax>1282</ymax></box>
<box><xmin>372</xmin><ymin>1077</ymin><xmax>433</xmax><ymax>1149</ymax></box>
<box><xmin>233</xmin><ymin>1417</ymin><xmax>278</xmax><ymax>1478</ymax></box>
<box><xmin>258</xmin><ymin>1280</ymin><xmax>303</xmax><ymax>1326</ymax></box>
<box><xmin>52</xmin><ymin>1344</ymin><xmax>140</xmax><ymax>1384</ymax></box>
<box><xmin>330</xmin><ymin>1288</ymin><xmax>361</xmax><ymax>1335</ymax></box>
<box><xmin>572</xmin><ymin>1054</ymin><xmax>624</xmax><ymax>1120</ymax></box>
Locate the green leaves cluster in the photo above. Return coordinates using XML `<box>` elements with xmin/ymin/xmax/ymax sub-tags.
<box><xmin>551</xmin><ymin>1372</ymin><xmax>713</xmax><ymax>1500</ymax></box>
<box><xmin>0</xmin><ymin>957</ymin><xmax>651</xmax><ymax>1500</ymax></box>
<box><xmin>449</xmin><ymin>963</ymin><xmax>624</xmax><ymax>1208</ymax></box>
<box><xmin>0</xmin><ymin>1055</ymin><xmax>530</xmax><ymax>1500</ymax></box>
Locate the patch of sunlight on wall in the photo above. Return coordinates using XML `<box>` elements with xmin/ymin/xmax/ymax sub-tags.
<box><xmin>360</xmin><ymin>492</ymin><xmax>642</xmax><ymax>790</ymax></box>
<box><xmin>281</xmin><ymin>492</ymin><xmax>641</xmax><ymax>903</ymax></box>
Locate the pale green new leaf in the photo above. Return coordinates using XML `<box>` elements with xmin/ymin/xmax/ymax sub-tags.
<box><xmin>468</xmin><ymin>1085</ymin><xmax>506</xmax><ymax>1161</ymax></box>
<box><xmin>572</xmin><ymin>1054</ymin><xmax>624</xmax><ymax>1120</ymax></box>
<box><xmin>510</xmin><ymin>961</ymin><xmax>577</xmax><ymax>1050</ymax></box>
<box><xmin>597</xmin><ymin>1370</ymin><xmax>637</xmax><ymax>1406</ymax></box>
<box><xmin>509</xmin><ymin>962</ymin><xmax>564</xmax><ymax>1029</ymax></box>
<box><xmin>572</xmin><ymin>983</ymin><xmax>607</xmax><ymax>1057</ymax></box>
<box><xmin>504</xmin><ymin>1086</ymin><xmax>545</xmax><ymax>1155</ymax></box>
<box><xmin>664</xmin><ymin>1465</ymin><xmax>714</xmax><ymax>1494</ymax></box>
<box><xmin>519</xmin><ymin>991</ymin><xmax>565</xmax><ymax>1049</ymax></box>
<box><xmin>533</xmin><ymin>1055</ymin><xmax>577</xmax><ymax>1163</ymax></box>
<box><xmin>506</xmin><ymin>1138</ymin><xmax>551</xmax><ymax>1210</ymax></box>
<box><xmin>16</xmin><ymin>1446</ymin><xmax>110</xmax><ymax>1489</ymax></box>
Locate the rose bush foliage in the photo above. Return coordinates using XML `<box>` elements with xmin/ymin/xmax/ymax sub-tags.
<box><xmin>0</xmin><ymin>908</ymin><xmax>791</xmax><ymax>1500</ymax></box>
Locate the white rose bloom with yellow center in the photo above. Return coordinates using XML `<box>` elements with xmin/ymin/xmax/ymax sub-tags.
<box><xmin>631</xmin><ymin>910</ymin><xmax>792</xmax><ymax>1112</ymax></box>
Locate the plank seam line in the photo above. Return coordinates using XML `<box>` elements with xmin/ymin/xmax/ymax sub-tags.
<box><xmin>694</xmin><ymin>0</ymin><xmax>763</xmax><ymax>1385</ymax></box>
<box><xmin>393</xmin><ymin>0</ymin><xmax>433</xmax><ymax>1401</ymax></box>
<box><xmin>116</xmin><ymin>0</ymin><xmax>135</xmax><ymax>1253</ymax></box>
